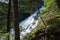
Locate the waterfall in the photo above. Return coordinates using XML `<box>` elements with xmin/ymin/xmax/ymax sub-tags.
<box><xmin>10</xmin><ymin>6</ymin><xmax>45</xmax><ymax>40</ymax></box>
<box><xmin>20</xmin><ymin>6</ymin><xmax>45</xmax><ymax>40</ymax></box>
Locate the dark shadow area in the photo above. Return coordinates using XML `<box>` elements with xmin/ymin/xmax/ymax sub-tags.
<box><xmin>56</xmin><ymin>0</ymin><xmax>60</xmax><ymax>9</ymax></box>
<box><xmin>54</xmin><ymin>31</ymin><xmax>60</xmax><ymax>40</ymax></box>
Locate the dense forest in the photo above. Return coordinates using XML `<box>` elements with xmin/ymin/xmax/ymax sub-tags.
<box><xmin>0</xmin><ymin>0</ymin><xmax>60</xmax><ymax>40</ymax></box>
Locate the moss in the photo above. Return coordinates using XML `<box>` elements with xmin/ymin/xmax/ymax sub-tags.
<box><xmin>41</xmin><ymin>0</ymin><xmax>55</xmax><ymax>15</ymax></box>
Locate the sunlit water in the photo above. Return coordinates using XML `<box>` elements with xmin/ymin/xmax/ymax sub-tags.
<box><xmin>9</xmin><ymin>6</ymin><xmax>45</xmax><ymax>40</ymax></box>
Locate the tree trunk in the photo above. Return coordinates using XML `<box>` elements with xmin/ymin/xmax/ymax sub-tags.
<box><xmin>7</xmin><ymin>0</ymin><xmax>11</xmax><ymax>40</ymax></box>
<box><xmin>7</xmin><ymin>0</ymin><xmax>11</xmax><ymax>33</ymax></box>
<box><xmin>13</xmin><ymin>0</ymin><xmax>20</xmax><ymax>40</ymax></box>
<box><xmin>37</xmin><ymin>1</ymin><xmax>49</xmax><ymax>40</ymax></box>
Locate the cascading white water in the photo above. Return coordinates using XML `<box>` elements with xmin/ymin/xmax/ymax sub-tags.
<box><xmin>10</xmin><ymin>6</ymin><xmax>45</xmax><ymax>40</ymax></box>
<box><xmin>20</xmin><ymin>6</ymin><xmax>45</xmax><ymax>40</ymax></box>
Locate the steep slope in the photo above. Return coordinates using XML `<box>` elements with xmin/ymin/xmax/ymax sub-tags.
<box><xmin>23</xmin><ymin>0</ymin><xmax>60</xmax><ymax>40</ymax></box>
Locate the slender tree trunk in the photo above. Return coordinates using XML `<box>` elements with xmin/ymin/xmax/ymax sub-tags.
<box><xmin>37</xmin><ymin>1</ymin><xmax>49</xmax><ymax>40</ymax></box>
<box><xmin>40</xmin><ymin>15</ymin><xmax>49</xmax><ymax>40</ymax></box>
<box><xmin>7</xmin><ymin>0</ymin><xmax>11</xmax><ymax>33</ymax></box>
<box><xmin>7</xmin><ymin>0</ymin><xmax>11</xmax><ymax>40</ymax></box>
<box><xmin>13</xmin><ymin>0</ymin><xmax>20</xmax><ymax>40</ymax></box>
<box><xmin>40</xmin><ymin>13</ymin><xmax>49</xmax><ymax>40</ymax></box>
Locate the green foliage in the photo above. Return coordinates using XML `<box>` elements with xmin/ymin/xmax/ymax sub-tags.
<box><xmin>19</xmin><ymin>0</ymin><xmax>44</xmax><ymax>14</ymax></box>
<box><xmin>19</xmin><ymin>0</ymin><xmax>44</xmax><ymax>21</ymax></box>
<box><xmin>41</xmin><ymin>0</ymin><xmax>55</xmax><ymax>15</ymax></box>
<box><xmin>0</xmin><ymin>3</ymin><xmax>8</xmax><ymax>33</ymax></box>
<box><xmin>0</xmin><ymin>33</ymin><xmax>9</xmax><ymax>40</ymax></box>
<box><xmin>46</xmin><ymin>16</ymin><xmax>60</xmax><ymax>30</ymax></box>
<box><xmin>0</xmin><ymin>3</ymin><xmax>8</xmax><ymax>14</ymax></box>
